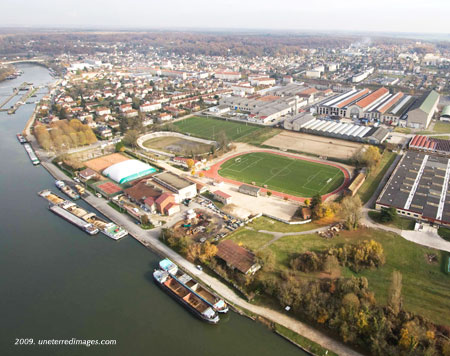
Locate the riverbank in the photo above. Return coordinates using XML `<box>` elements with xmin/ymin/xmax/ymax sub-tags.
<box><xmin>34</xmin><ymin>147</ymin><xmax>362</xmax><ymax>356</ymax></box>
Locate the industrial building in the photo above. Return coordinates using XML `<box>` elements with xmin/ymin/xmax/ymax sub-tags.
<box><xmin>409</xmin><ymin>135</ymin><xmax>450</xmax><ymax>155</ymax></box>
<box><xmin>284</xmin><ymin>114</ymin><xmax>389</xmax><ymax>144</ymax></box>
<box><xmin>315</xmin><ymin>87</ymin><xmax>418</xmax><ymax>125</ymax></box>
<box><xmin>219</xmin><ymin>95</ymin><xmax>300</xmax><ymax>124</ymax></box>
<box><xmin>376</xmin><ymin>151</ymin><xmax>450</xmax><ymax>226</ymax></box>
<box><xmin>405</xmin><ymin>90</ymin><xmax>440</xmax><ymax>129</ymax></box>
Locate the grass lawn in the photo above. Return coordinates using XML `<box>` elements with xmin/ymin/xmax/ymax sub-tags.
<box><xmin>393</xmin><ymin>127</ymin><xmax>411</xmax><ymax>134</ymax></box>
<box><xmin>368</xmin><ymin>210</ymin><xmax>415</xmax><ymax>230</ymax></box>
<box><xmin>261</xmin><ymin>228</ymin><xmax>450</xmax><ymax>325</ymax></box>
<box><xmin>438</xmin><ymin>227</ymin><xmax>450</xmax><ymax>242</ymax></box>
<box><xmin>247</xmin><ymin>216</ymin><xmax>322</xmax><ymax>233</ymax></box>
<box><xmin>226</xmin><ymin>228</ymin><xmax>274</xmax><ymax>251</ymax></box>
<box><xmin>427</xmin><ymin>121</ymin><xmax>450</xmax><ymax>134</ymax></box>
<box><xmin>218</xmin><ymin>152</ymin><xmax>345</xmax><ymax>197</ymax></box>
<box><xmin>173</xmin><ymin>116</ymin><xmax>264</xmax><ymax>142</ymax></box>
<box><xmin>358</xmin><ymin>150</ymin><xmax>397</xmax><ymax>204</ymax></box>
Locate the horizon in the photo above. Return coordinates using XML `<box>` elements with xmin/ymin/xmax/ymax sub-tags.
<box><xmin>2</xmin><ymin>0</ymin><xmax>450</xmax><ymax>36</ymax></box>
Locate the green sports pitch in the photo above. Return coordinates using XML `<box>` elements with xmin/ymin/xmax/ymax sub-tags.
<box><xmin>173</xmin><ymin>116</ymin><xmax>263</xmax><ymax>141</ymax></box>
<box><xmin>218</xmin><ymin>152</ymin><xmax>345</xmax><ymax>197</ymax></box>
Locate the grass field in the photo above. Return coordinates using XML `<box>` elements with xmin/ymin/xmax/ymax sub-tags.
<box><xmin>254</xmin><ymin>228</ymin><xmax>450</xmax><ymax>325</ymax></box>
<box><xmin>143</xmin><ymin>136</ymin><xmax>213</xmax><ymax>155</ymax></box>
<box><xmin>218</xmin><ymin>152</ymin><xmax>345</xmax><ymax>197</ymax></box>
<box><xmin>173</xmin><ymin>116</ymin><xmax>264</xmax><ymax>141</ymax></box>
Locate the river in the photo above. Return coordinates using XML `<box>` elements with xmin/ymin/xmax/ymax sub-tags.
<box><xmin>0</xmin><ymin>64</ymin><xmax>305</xmax><ymax>356</ymax></box>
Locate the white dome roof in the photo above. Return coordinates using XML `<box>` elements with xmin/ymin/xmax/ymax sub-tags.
<box><xmin>103</xmin><ymin>159</ymin><xmax>156</xmax><ymax>184</ymax></box>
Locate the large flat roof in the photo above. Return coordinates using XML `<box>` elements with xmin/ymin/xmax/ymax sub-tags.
<box><xmin>153</xmin><ymin>171</ymin><xmax>193</xmax><ymax>190</ymax></box>
<box><xmin>377</xmin><ymin>151</ymin><xmax>450</xmax><ymax>224</ymax></box>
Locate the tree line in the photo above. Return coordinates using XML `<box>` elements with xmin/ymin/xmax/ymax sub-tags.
<box><xmin>34</xmin><ymin>119</ymin><xmax>97</xmax><ymax>151</ymax></box>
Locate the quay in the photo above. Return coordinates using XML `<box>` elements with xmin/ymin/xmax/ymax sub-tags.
<box><xmin>0</xmin><ymin>82</ymin><xmax>28</xmax><ymax>110</ymax></box>
<box><xmin>7</xmin><ymin>85</ymin><xmax>38</xmax><ymax>114</ymax></box>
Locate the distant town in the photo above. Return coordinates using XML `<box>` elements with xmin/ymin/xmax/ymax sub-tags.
<box><xmin>2</xmin><ymin>30</ymin><xmax>450</xmax><ymax>356</ymax></box>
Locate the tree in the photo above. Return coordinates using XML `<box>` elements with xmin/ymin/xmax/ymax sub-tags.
<box><xmin>123</xmin><ymin>129</ymin><xmax>140</xmax><ymax>148</ymax></box>
<box><xmin>380</xmin><ymin>207</ymin><xmax>397</xmax><ymax>222</ymax></box>
<box><xmin>387</xmin><ymin>270</ymin><xmax>402</xmax><ymax>315</ymax></box>
<box><xmin>340</xmin><ymin>195</ymin><xmax>362</xmax><ymax>230</ymax></box>
<box><xmin>186</xmin><ymin>159</ymin><xmax>195</xmax><ymax>170</ymax></box>
<box><xmin>115</xmin><ymin>141</ymin><xmax>125</xmax><ymax>152</ymax></box>
<box><xmin>256</xmin><ymin>249</ymin><xmax>276</xmax><ymax>272</ymax></box>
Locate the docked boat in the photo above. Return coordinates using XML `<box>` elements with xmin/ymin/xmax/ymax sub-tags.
<box><xmin>16</xmin><ymin>133</ymin><xmax>27</xmax><ymax>144</ymax></box>
<box><xmin>55</xmin><ymin>180</ymin><xmax>65</xmax><ymax>189</ymax></box>
<box><xmin>39</xmin><ymin>190</ymin><xmax>128</xmax><ymax>241</ymax></box>
<box><xmin>61</xmin><ymin>185</ymin><xmax>80</xmax><ymax>200</ymax></box>
<box><xmin>23</xmin><ymin>143</ymin><xmax>40</xmax><ymax>165</ymax></box>
<box><xmin>49</xmin><ymin>205</ymin><xmax>99</xmax><ymax>235</ymax></box>
<box><xmin>153</xmin><ymin>269</ymin><xmax>219</xmax><ymax>324</ymax></box>
<box><xmin>159</xmin><ymin>259</ymin><xmax>228</xmax><ymax>313</ymax></box>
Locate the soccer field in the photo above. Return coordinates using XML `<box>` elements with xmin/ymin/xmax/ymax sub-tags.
<box><xmin>173</xmin><ymin>116</ymin><xmax>263</xmax><ymax>141</ymax></box>
<box><xmin>218</xmin><ymin>152</ymin><xmax>345</xmax><ymax>197</ymax></box>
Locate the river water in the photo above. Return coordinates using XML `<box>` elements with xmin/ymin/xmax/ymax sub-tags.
<box><xmin>0</xmin><ymin>64</ymin><xmax>304</xmax><ymax>356</ymax></box>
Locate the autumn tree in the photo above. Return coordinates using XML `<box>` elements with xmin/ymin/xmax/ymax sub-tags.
<box><xmin>387</xmin><ymin>270</ymin><xmax>402</xmax><ymax>316</ymax></box>
<box><xmin>340</xmin><ymin>195</ymin><xmax>362</xmax><ymax>230</ymax></box>
<box><xmin>186</xmin><ymin>159</ymin><xmax>195</xmax><ymax>170</ymax></box>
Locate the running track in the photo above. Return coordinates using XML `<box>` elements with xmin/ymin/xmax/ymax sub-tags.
<box><xmin>204</xmin><ymin>149</ymin><xmax>351</xmax><ymax>203</ymax></box>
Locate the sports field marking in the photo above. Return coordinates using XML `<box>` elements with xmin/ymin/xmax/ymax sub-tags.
<box><xmin>263</xmin><ymin>160</ymin><xmax>295</xmax><ymax>185</ymax></box>
<box><xmin>318</xmin><ymin>171</ymin><xmax>341</xmax><ymax>193</ymax></box>
<box><xmin>222</xmin><ymin>156</ymin><xmax>264</xmax><ymax>173</ymax></box>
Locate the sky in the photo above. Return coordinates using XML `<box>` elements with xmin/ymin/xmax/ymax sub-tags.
<box><xmin>1</xmin><ymin>0</ymin><xmax>450</xmax><ymax>34</ymax></box>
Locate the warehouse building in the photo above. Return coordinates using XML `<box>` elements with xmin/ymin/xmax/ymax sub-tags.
<box><xmin>286</xmin><ymin>115</ymin><xmax>389</xmax><ymax>144</ymax></box>
<box><xmin>376</xmin><ymin>151</ymin><xmax>450</xmax><ymax>226</ymax></box>
<box><xmin>406</xmin><ymin>90</ymin><xmax>440</xmax><ymax>129</ymax></box>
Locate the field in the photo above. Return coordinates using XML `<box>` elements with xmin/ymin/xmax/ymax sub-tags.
<box><xmin>173</xmin><ymin>116</ymin><xmax>263</xmax><ymax>141</ymax></box>
<box><xmin>234</xmin><ymin>222</ymin><xmax>450</xmax><ymax>325</ymax></box>
<box><xmin>263</xmin><ymin>131</ymin><xmax>363</xmax><ymax>160</ymax></box>
<box><xmin>218</xmin><ymin>152</ymin><xmax>345</xmax><ymax>197</ymax></box>
<box><xmin>143</xmin><ymin>136</ymin><xmax>213</xmax><ymax>155</ymax></box>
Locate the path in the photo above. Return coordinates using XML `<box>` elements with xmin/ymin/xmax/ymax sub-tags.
<box><xmin>204</xmin><ymin>148</ymin><xmax>351</xmax><ymax>203</ymax></box>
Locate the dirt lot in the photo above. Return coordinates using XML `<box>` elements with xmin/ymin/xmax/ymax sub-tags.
<box><xmin>143</xmin><ymin>136</ymin><xmax>213</xmax><ymax>155</ymax></box>
<box><xmin>85</xmin><ymin>153</ymin><xmax>129</xmax><ymax>172</ymax></box>
<box><xmin>263</xmin><ymin>131</ymin><xmax>364</xmax><ymax>160</ymax></box>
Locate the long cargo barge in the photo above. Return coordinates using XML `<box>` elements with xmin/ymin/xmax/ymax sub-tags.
<box><xmin>38</xmin><ymin>190</ymin><xmax>128</xmax><ymax>240</ymax></box>
<box><xmin>153</xmin><ymin>269</ymin><xmax>219</xmax><ymax>324</ymax></box>
<box><xmin>23</xmin><ymin>143</ymin><xmax>40</xmax><ymax>165</ymax></box>
<box><xmin>49</xmin><ymin>204</ymin><xmax>99</xmax><ymax>235</ymax></box>
<box><xmin>159</xmin><ymin>259</ymin><xmax>228</xmax><ymax>313</ymax></box>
